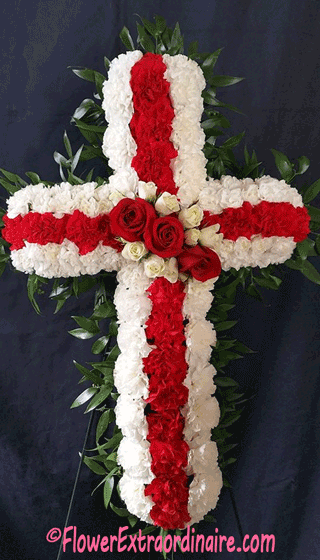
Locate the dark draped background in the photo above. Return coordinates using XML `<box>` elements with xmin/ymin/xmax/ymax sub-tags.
<box><xmin>1</xmin><ymin>1</ymin><xmax>320</xmax><ymax>559</ymax></box>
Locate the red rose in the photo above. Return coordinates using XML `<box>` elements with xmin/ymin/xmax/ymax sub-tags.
<box><xmin>109</xmin><ymin>197</ymin><xmax>156</xmax><ymax>242</ymax></box>
<box><xmin>144</xmin><ymin>215</ymin><xmax>184</xmax><ymax>258</ymax></box>
<box><xmin>178</xmin><ymin>245</ymin><xmax>221</xmax><ymax>282</ymax></box>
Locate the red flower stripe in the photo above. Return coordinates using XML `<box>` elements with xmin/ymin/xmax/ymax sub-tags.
<box><xmin>2</xmin><ymin>211</ymin><xmax>123</xmax><ymax>254</ymax></box>
<box><xmin>202</xmin><ymin>201</ymin><xmax>310</xmax><ymax>243</ymax></box>
<box><xmin>143</xmin><ymin>278</ymin><xmax>191</xmax><ymax>530</ymax></box>
<box><xmin>129</xmin><ymin>53</ymin><xmax>178</xmax><ymax>195</ymax></box>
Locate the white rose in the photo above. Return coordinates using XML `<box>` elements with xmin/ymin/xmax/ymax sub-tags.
<box><xmin>155</xmin><ymin>192</ymin><xmax>180</xmax><ymax>215</ymax></box>
<box><xmin>199</xmin><ymin>225</ymin><xmax>223</xmax><ymax>249</ymax></box>
<box><xmin>162</xmin><ymin>257</ymin><xmax>179</xmax><ymax>283</ymax></box>
<box><xmin>144</xmin><ymin>255</ymin><xmax>165</xmax><ymax>278</ymax></box>
<box><xmin>179</xmin><ymin>204</ymin><xmax>203</xmax><ymax>228</ymax></box>
<box><xmin>109</xmin><ymin>191</ymin><xmax>126</xmax><ymax>206</ymax></box>
<box><xmin>122</xmin><ymin>242</ymin><xmax>148</xmax><ymax>261</ymax></box>
<box><xmin>138</xmin><ymin>181</ymin><xmax>157</xmax><ymax>201</ymax></box>
<box><xmin>185</xmin><ymin>228</ymin><xmax>200</xmax><ymax>246</ymax></box>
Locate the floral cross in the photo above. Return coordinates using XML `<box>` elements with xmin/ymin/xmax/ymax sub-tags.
<box><xmin>2</xmin><ymin>52</ymin><xmax>310</xmax><ymax>530</ymax></box>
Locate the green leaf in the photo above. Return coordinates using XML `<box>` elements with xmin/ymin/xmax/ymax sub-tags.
<box><xmin>96</xmin><ymin>410</ymin><xmax>113</xmax><ymax>443</ymax></box>
<box><xmin>299</xmin><ymin>259</ymin><xmax>320</xmax><ymax>284</ymax></box>
<box><xmin>104</xmin><ymin>57</ymin><xmax>110</xmax><ymax>71</ymax></box>
<box><xmin>27</xmin><ymin>274</ymin><xmax>42</xmax><ymax>314</ymax></box>
<box><xmin>215</xmin><ymin>377</ymin><xmax>239</xmax><ymax>387</ymax></box>
<box><xmin>128</xmin><ymin>515</ymin><xmax>138</xmax><ymax>528</ymax></box>
<box><xmin>72</xmin><ymin>98</ymin><xmax>96</xmax><ymax>120</ymax></box>
<box><xmin>63</xmin><ymin>131</ymin><xmax>73</xmax><ymax>158</ymax></box>
<box><xmin>70</xmin><ymin>387</ymin><xmax>98</xmax><ymax>408</ymax></box>
<box><xmin>316</xmin><ymin>235</ymin><xmax>320</xmax><ymax>254</ymax></box>
<box><xmin>205</xmin><ymin>97</ymin><xmax>244</xmax><ymax>115</ymax></box>
<box><xmin>155</xmin><ymin>15</ymin><xmax>167</xmax><ymax>34</ymax></box>
<box><xmin>220</xmin><ymin>411</ymin><xmax>242</xmax><ymax>427</ymax></box>
<box><xmin>215</xmin><ymin>320</ymin><xmax>238</xmax><ymax>331</ymax></box>
<box><xmin>53</xmin><ymin>151</ymin><xmax>68</xmax><ymax>166</ymax></box>
<box><xmin>222</xmin><ymin>131</ymin><xmax>245</xmax><ymax>149</ymax></box>
<box><xmin>187</xmin><ymin>40</ymin><xmax>198</xmax><ymax>59</ymax></box>
<box><xmin>140</xmin><ymin>17</ymin><xmax>157</xmax><ymax>37</ymax></box>
<box><xmin>83</xmin><ymin>456</ymin><xmax>106</xmax><ymax>475</ymax></box>
<box><xmin>246</xmin><ymin>284</ymin><xmax>263</xmax><ymax>301</ymax></box>
<box><xmin>73</xmin><ymin>118</ymin><xmax>106</xmax><ymax>135</ymax></box>
<box><xmin>91</xmin><ymin>300</ymin><xmax>117</xmax><ymax>319</ymax></box>
<box><xmin>303</xmin><ymin>178</ymin><xmax>320</xmax><ymax>204</ymax></box>
<box><xmin>71</xmin><ymin>316</ymin><xmax>100</xmax><ymax>333</ymax></box>
<box><xmin>105</xmin><ymin>344</ymin><xmax>120</xmax><ymax>364</ymax></box>
<box><xmin>284</xmin><ymin>258</ymin><xmax>304</xmax><ymax>271</ymax></box>
<box><xmin>94</xmin><ymin>71</ymin><xmax>105</xmax><ymax>99</ymax></box>
<box><xmin>203</xmin><ymin>515</ymin><xmax>216</xmax><ymax>523</ymax></box>
<box><xmin>0</xmin><ymin>261</ymin><xmax>7</xmax><ymax>277</ymax></box>
<box><xmin>254</xmin><ymin>276</ymin><xmax>281</xmax><ymax>290</ymax></box>
<box><xmin>271</xmin><ymin>148</ymin><xmax>294</xmax><ymax>182</ymax></box>
<box><xmin>306</xmin><ymin>205</ymin><xmax>320</xmax><ymax>223</ymax></box>
<box><xmin>68</xmin><ymin>328</ymin><xmax>97</xmax><ymax>340</ymax></box>
<box><xmin>201</xmin><ymin>48</ymin><xmax>223</xmax><ymax>73</ymax></box>
<box><xmin>110</xmin><ymin>503</ymin><xmax>131</xmax><ymax>517</ymax></box>
<box><xmin>233</xmin><ymin>341</ymin><xmax>255</xmax><ymax>354</ymax></box>
<box><xmin>103</xmin><ymin>477</ymin><xmax>114</xmax><ymax>509</ymax></box>
<box><xmin>71</xmin><ymin>145</ymin><xmax>83</xmax><ymax>173</ymax></box>
<box><xmin>0</xmin><ymin>168</ymin><xmax>27</xmax><ymax>185</ymax></box>
<box><xmin>71</xmin><ymin>67</ymin><xmax>95</xmax><ymax>82</ymax></box>
<box><xmin>297</xmin><ymin>238</ymin><xmax>317</xmax><ymax>259</ymax></box>
<box><xmin>202</xmin><ymin>89</ymin><xmax>217</xmax><ymax>105</ymax></box>
<box><xmin>210</xmin><ymin>75</ymin><xmax>244</xmax><ymax>87</ymax></box>
<box><xmin>296</xmin><ymin>156</ymin><xmax>310</xmax><ymax>175</ymax></box>
<box><xmin>91</xmin><ymin>336</ymin><xmax>109</xmax><ymax>354</ymax></box>
<box><xmin>96</xmin><ymin>432</ymin><xmax>122</xmax><ymax>451</ymax></box>
<box><xmin>202</xmin><ymin>52</ymin><xmax>219</xmax><ymax>75</ymax></box>
<box><xmin>25</xmin><ymin>171</ymin><xmax>41</xmax><ymax>184</ymax></box>
<box><xmin>137</xmin><ymin>23</ymin><xmax>155</xmax><ymax>52</ymax></box>
<box><xmin>73</xmin><ymin>360</ymin><xmax>103</xmax><ymax>385</ymax></box>
<box><xmin>0</xmin><ymin>178</ymin><xmax>21</xmax><ymax>194</ymax></box>
<box><xmin>84</xmin><ymin>384</ymin><xmax>113</xmax><ymax>413</ymax></box>
<box><xmin>119</xmin><ymin>26</ymin><xmax>135</xmax><ymax>50</ymax></box>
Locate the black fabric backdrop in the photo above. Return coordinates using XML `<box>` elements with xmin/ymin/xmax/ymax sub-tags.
<box><xmin>1</xmin><ymin>1</ymin><xmax>320</xmax><ymax>559</ymax></box>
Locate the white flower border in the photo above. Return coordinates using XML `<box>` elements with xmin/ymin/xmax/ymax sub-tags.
<box><xmin>183</xmin><ymin>277</ymin><xmax>223</xmax><ymax>524</ymax></box>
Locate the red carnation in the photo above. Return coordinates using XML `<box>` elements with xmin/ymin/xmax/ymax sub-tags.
<box><xmin>109</xmin><ymin>197</ymin><xmax>156</xmax><ymax>242</ymax></box>
<box><xmin>23</xmin><ymin>212</ymin><xmax>68</xmax><ymax>245</ymax></box>
<box><xmin>178</xmin><ymin>244</ymin><xmax>221</xmax><ymax>282</ymax></box>
<box><xmin>2</xmin><ymin>215</ymin><xmax>24</xmax><ymax>250</ymax></box>
<box><xmin>130</xmin><ymin>53</ymin><xmax>170</xmax><ymax>111</ymax></box>
<box><xmin>66</xmin><ymin>210</ymin><xmax>103</xmax><ymax>255</ymax></box>
<box><xmin>132</xmin><ymin>141</ymin><xmax>178</xmax><ymax>193</ymax></box>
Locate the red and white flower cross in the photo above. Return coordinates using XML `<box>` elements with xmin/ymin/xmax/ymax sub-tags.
<box><xmin>2</xmin><ymin>52</ymin><xmax>310</xmax><ymax>530</ymax></box>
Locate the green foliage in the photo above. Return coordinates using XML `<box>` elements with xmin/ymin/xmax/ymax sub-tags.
<box><xmin>0</xmin><ymin>15</ymin><xmax>320</xmax><ymax>550</ymax></box>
